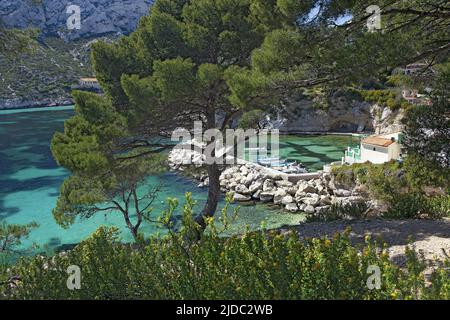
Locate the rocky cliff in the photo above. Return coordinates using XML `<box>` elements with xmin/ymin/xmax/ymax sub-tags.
<box><xmin>0</xmin><ymin>0</ymin><xmax>154</xmax><ymax>41</ymax></box>
<box><xmin>277</xmin><ymin>95</ymin><xmax>404</xmax><ymax>134</ymax></box>
<box><xmin>0</xmin><ymin>0</ymin><xmax>154</xmax><ymax>109</ymax></box>
<box><xmin>0</xmin><ymin>37</ymin><xmax>107</xmax><ymax>109</ymax></box>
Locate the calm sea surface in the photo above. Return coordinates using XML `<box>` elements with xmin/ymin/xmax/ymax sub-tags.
<box><xmin>0</xmin><ymin>106</ymin><xmax>358</xmax><ymax>254</ymax></box>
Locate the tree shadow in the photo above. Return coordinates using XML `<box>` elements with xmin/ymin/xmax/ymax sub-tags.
<box><xmin>289</xmin><ymin>219</ymin><xmax>450</xmax><ymax>265</ymax></box>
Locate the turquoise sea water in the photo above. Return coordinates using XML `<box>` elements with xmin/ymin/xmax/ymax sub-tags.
<box><xmin>0</xmin><ymin>106</ymin><xmax>304</xmax><ymax>254</ymax></box>
<box><xmin>278</xmin><ymin>135</ymin><xmax>360</xmax><ymax>171</ymax></box>
<box><xmin>0</xmin><ymin>106</ymin><xmax>359</xmax><ymax>254</ymax></box>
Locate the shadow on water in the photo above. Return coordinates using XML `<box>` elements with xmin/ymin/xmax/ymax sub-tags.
<box><xmin>281</xmin><ymin>141</ymin><xmax>339</xmax><ymax>167</ymax></box>
<box><xmin>278</xmin><ymin>135</ymin><xmax>360</xmax><ymax>171</ymax></box>
<box><xmin>0</xmin><ymin>109</ymin><xmax>73</xmax><ymax>221</ymax></box>
<box><xmin>1</xmin><ymin>108</ymin><xmax>355</xmax><ymax>254</ymax></box>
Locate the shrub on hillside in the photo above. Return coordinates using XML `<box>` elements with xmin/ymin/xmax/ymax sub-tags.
<box><xmin>359</xmin><ymin>89</ymin><xmax>406</xmax><ymax>110</ymax></box>
<box><xmin>331</xmin><ymin>161</ymin><xmax>449</xmax><ymax>219</ymax></box>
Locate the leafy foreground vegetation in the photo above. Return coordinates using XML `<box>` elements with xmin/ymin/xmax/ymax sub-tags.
<box><xmin>1</xmin><ymin>194</ymin><xmax>450</xmax><ymax>300</ymax></box>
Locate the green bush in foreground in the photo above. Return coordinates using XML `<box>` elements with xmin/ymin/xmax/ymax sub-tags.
<box><xmin>1</xmin><ymin>194</ymin><xmax>450</xmax><ymax>300</ymax></box>
<box><xmin>331</xmin><ymin>160</ymin><xmax>450</xmax><ymax>219</ymax></box>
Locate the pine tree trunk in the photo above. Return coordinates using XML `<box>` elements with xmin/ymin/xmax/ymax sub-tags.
<box><xmin>196</xmin><ymin>162</ymin><xmax>220</xmax><ymax>231</ymax></box>
<box><xmin>195</xmin><ymin>108</ymin><xmax>221</xmax><ymax>235</ymax></box>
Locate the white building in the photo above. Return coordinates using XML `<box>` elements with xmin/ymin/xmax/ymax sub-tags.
<box><xmin>343</xmin><ymin>132</ymin><xmax>403</xmax><ymax>165</ymax></box>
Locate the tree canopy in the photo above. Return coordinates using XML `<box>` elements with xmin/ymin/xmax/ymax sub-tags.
<box><xmin>52</xmin><ymin>0</ymin><xmax>450</xmax><ymax>237</ymax></box>
<box><xmin>229</xmin><ymin>0</ymin><xmax>450</xmax><ymax>106</ymax></box>
<box><xmin>401</xmin><ymin>63</ymin><xmax>450</xmax><ymax>191</ymax></box>
<box><xmin>54</xmin><ymin>0</ymin><xmax>313</xmax><ymax>233</ymax></box>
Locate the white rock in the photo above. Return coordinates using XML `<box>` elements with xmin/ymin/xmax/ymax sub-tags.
<box><xmin>304</xmin><ymin>205</ymin><xmax>316</xmax><ymax>214</ymax></box>
<box><xmin>285</xmin><ymin>203</ymin><xmax>299</xmax><ymax>213</ymax></box>
<box><xmin>273</xmin><ymin>188</ymin><xmax>287</xmax><ymax>204</ymax></box>
<box><xmin>242</xmin><ymin>173</ymin><xmax>255</xmax><ymax>187</ymax></box>
<box><xmin>249</xmin><ymin>180</ymin><xmax>263</xmax><ymax>193</ymax></box>
<box><xmin>233</xmin><ymin>193</ymin><xmax>252</xmax><ymax>202</ymax></box>
<box><xmin>268</xmin><ymin>173</ymin><xmax>283</xmax><ymax>180</ymax></box>
<box><xmin>235</xmin><ymin>184</ymin><xmax>251</xmax><ymax>195</ymax></box>
<box><xmin>299</xmin><ymin>184</ymin><xmax>317</xmax><ymax>194</ymax></box>
<box><xmin>220</xmin><ymin>179</ymin><xmax>229</xmax><ymax>187</ymax></box>
<box><xmin>328</xmin><ymin>180</ymin><xmax>337</xmax><ymax>191</ymax></box>
<box><xmin>260</xmin><ymin>191</ymin><xmax>275</xmax><ymax>202</ymax></box>
<box><xmin>301</xmin><ymin>195</ymin><xmax>320</xmax><ymax>207</ymax></box>
<box><xmin>295</xmin><ymin>190</ymin><xmax>307</xmax><ymax>199</ymax></box>
<box><xmin>317</xmin><ymin>184</ymin><xmax>325</xmax><ymax>193</ymax></box>
<box><xmin>347</xmin><ymin>196</ymin><xmax>366</xmax><ymax>203</ymax></box>
<box><xmin>334</xmin><ymin>189</ymin><xmax>352</xmax><ymax>197</ymax></box>
<box><xmin>240</xmin><ymin>166</ymin><xmax>249</xmax><ymax>175</ymax></box>
<box><xmin>263</xmin><ymin>179</ymin><xmax>276</xmax><ymax>191</ymax></box>
<box><xmin>313</xmin><ymin>178</ymin><xmax>322</xmax><ymax>186</ymax></box>
<box><xmin>228</xmin><ymin>181</ymin><xmax>237</xmax><ymax>190</ymax></box>
<box><xmin>281</xmin><ymin>195</ymin><xmax>294</xmax><ymax>205</ymax></box>
<box><xmin>233</xmin><ymin>173</ymin><xmax>243</xmax><ymax>181</ymax></box>
<box><xmin>223</xmin><ymin>167</ymin><xmax>238</xmax><ymax>176</ymax></box>
<box><xmin>297</xmin><ymin>180</ymin><xmax>308</xmax><ymax>188</ymax></box>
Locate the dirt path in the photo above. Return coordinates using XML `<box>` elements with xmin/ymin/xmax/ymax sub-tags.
<box><xmin>283</xmin><ymin>218</ymin><xmax>450</xmax><ymax>267</ymax></box>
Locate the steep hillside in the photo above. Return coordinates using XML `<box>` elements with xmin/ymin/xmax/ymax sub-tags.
<box><xmin>0</xmin><ymin>37</ymin><xmax>112</xmax><ymax>109</ymax></box>
<box><xmin>0</xmin><ymin>0</ymin><xmax>154</xmax><ymax>41</ymax></box>
<box><xmin>0</xmin><ymin>0</ymin><xmax>154</xmax><ymax>109</ymax></box>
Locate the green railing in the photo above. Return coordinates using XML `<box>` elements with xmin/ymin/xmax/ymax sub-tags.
<box><xmin>345</xmin><ymin>147</ymin><xmax>361</xmax><ymax>161</ymax></box>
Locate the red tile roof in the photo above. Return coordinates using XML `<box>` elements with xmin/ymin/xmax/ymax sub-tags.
<box><xmin>362</xmin><ymin>136</ymin><xmax>395</xmax><ymax>147</ymax></box>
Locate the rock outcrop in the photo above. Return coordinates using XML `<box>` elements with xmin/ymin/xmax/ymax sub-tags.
<box><xmin>0</xmin><ymin>0</ymin><xmax>154</xmax><ymax>41</ymax></box>
<box><xmin>0</xmin><ymin>0</ymin><xmax>155</xmax><ymax>109</ymax></box>
<box><xmin>275</xmin><ymin>94</ymin><xmax>404</xmax><ymax>135</ymax></box>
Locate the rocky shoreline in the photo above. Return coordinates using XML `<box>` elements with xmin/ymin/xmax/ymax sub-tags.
<box><xmin>169</xmin><ymin>148</ymin><xmax>378</xmax><ymax>216</ymax></box>
<box><xmin>0</xmin><ymin>98</ymin><xmax>74</xmax><ymax>110</ymax></box>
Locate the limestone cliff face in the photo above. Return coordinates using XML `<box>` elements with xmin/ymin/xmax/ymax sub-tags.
<box><xmin>278</xmin><ymin>96</ymin><xmax>404</xmax><ymax>134</ymax></box>
<box><xmin>0</xmin><ymin>0</ymin><xmax>154</xmax><ymax>40</ymax></box>
<box><xmin>0</xmin><ymin>0</ymin><xmax>154</xmax><ymax>109</ymax></box>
